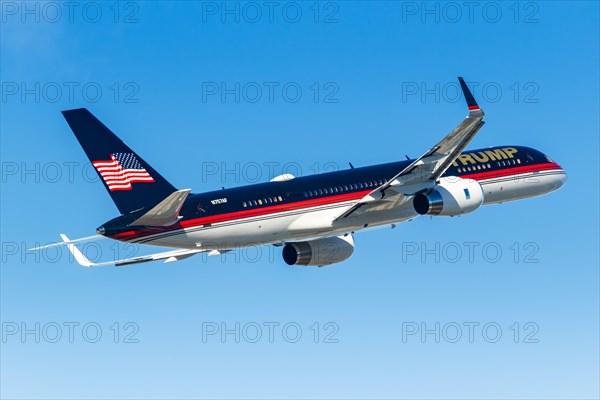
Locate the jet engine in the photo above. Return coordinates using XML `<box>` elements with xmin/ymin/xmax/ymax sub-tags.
<box><xmin>282</xmin><ymin>235</ymin><xmax>354</xmax><ymax>267</ymax></box>
<box><xmin>413</xmin><ymin>176</ymin><xmax>484</xmax><ymax>216</ymax></box>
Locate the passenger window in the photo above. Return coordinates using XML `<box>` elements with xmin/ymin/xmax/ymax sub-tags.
<box><xmin>258</xmin><ymin>199</ymin><xmax>263</xmax><ymax>205</ymax></box>
<box><xmin>278</xmin><ymin>196</ymin><xmax>283</xmax><ymax>201</ymax></box>
<box><xmin>243</xmin><ymin>202</ymin><xmax>247</xmax><ymax>208</ymax></box>
<box><xmin>268</xmin><ymin>198</ymin><xmax>273</xmax><ymax>204</ymax></box>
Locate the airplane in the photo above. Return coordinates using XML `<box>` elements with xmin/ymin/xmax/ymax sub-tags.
<box><xmin>33</xmin><ymin>77</ymin><xmax>566</xmax><ymax>267</ymax></box>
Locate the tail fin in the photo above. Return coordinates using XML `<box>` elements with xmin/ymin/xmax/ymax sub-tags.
<box><xmin>62</xmin><ymin>108</ymin><xmax>177</xmax><ymax>215</ymax></box>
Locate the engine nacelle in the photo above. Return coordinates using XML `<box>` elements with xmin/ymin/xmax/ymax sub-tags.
<box><xmin>413</xmin><ymin>177</ymin><xmax>484</xmax><ymax>216</ymax></box>
<box><xmin>282</xmin><ymin>235</ymin><xmax>354</xmax><ymax>266</ymax></box>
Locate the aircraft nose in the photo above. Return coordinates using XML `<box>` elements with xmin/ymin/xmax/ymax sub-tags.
<box><xmin>96</xmin><ymin>226</ymin><xmax>106</xmax><ymax>235</ymax></box>
<box><xmin>551</xmin><ymin>161</ymin><xmax>567</xmax><ymax>189</ymax></box>
<box><xmin>557</xmin><ymin>167</ymin><xmax>567</xmax><ymax>187</ymax></box>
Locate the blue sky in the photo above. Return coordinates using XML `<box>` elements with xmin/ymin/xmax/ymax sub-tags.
<box><xmin>1</xmin><ymin>1</ymin><xmax>598</xmax><ymax>399</ymax></box>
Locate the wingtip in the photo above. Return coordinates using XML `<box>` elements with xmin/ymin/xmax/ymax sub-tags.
<box><xmin>60</xmin><ymin>233</ymin><xmax>95</xmax><ymax>267</ymax></box>
<box><xmin>457</xmin><ymin>77</ymin><xmax>483</xmax><ymax>114</ymax></box>
<box><xmin>61</xmin><ymin>108</ymin><xmax>89</xmax><ymax>116</ymax></box>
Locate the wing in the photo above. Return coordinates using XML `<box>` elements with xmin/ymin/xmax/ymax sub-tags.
<box><xmin>59</xmin><ymin>234</ymin><xmax>209</xmax><ymax>267</ymax></box>
<box><xmin>335</xmin><ymin>77</ymin><xmax>485</xmax><ymax>221</ymax></box>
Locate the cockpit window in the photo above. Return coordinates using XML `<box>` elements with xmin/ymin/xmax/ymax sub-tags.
<box><xmin>546</xmin><ymin>155</ymin><xmax>554</xmax><ymax>163</ymax></box>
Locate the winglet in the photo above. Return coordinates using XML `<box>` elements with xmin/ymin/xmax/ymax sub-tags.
<box><xmin>59</xmin><ymin>233</ymin><xmax>207</xmax><ymax>267</ymax></box>
<box><xmin>458</xmin><ymin>77</ymin><xmax>484</xmax><ymax>116</ymax></box>
<box><xmin>60</xmin><ymin>234</ymin><xmax>96</xmax><ymax>267</ymax></box>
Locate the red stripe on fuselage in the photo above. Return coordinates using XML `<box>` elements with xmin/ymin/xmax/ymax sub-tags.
<box><xmin>459</xmin><ymin>162</ymin><xmax>561</xmax><ymax>181</ymax></box>
<box><xmin>111</xmin><ymin>189</ymin><xmax>373</xmax><ymax>240</ymax></box>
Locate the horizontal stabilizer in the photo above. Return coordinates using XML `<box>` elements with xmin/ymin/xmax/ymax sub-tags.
<box><xmin>130</xmin><ymin>189</ymin><xmax>191</xmax><ymax>227</ymax></box>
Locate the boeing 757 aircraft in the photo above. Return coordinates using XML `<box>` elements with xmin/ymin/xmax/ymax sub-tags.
<box><xmin>34</xmin><ymin>78</ymin><xmax>566</xmax><ymax>267</ymax></box>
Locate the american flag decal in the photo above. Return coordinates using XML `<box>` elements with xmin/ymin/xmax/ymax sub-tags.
<box><xmin>92</xmin><ymin>153</ymin><xmax>155</xmax><ymax>191</ymax></box>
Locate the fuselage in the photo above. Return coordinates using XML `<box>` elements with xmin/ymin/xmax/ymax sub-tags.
<box><xmin>98</xmin><ymin>145</ymin><xmax>566</xmax><ymax>250</ymax></box>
